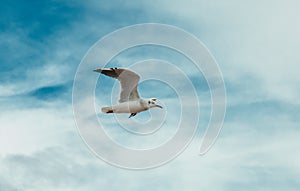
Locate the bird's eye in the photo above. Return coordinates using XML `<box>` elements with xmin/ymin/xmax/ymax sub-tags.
<box><xmin>148</xmin><ymin>101</ymin><xmax>150</xmax><ymax>104</ymax></box>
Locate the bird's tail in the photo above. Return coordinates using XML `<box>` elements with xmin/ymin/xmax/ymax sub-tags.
<box><xmin>101</xmin><ymin>106</ymin><xmax>114</xmax><ymax>113</ymax></box>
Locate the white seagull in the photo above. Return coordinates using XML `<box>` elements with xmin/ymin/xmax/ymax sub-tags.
<box><xmin>94</xmin><ymin>68</ymin><xmax>163</xmax><ymax>118</ymax></box>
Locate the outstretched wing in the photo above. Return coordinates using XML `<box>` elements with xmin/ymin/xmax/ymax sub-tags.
<box><xmin>94</xmin><ymin>68</ymin><xmax>140</xmax><ymax>103</ymax></box>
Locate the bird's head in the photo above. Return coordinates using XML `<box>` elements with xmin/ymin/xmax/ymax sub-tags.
<box><xmin>147</xmin><ymin>98</ymin><xmax>163</xmax><ymax>109</ymax></box>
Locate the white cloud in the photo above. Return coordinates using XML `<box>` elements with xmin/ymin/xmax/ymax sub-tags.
<box><xmin>0</xmin><ymin>104</ymin><xmax>74</xmax><ymax>155</ymax></box>
<box><xmin>141</xmin><ymin>0</ymin><xmax>300</xmax><ymax>104</ymax></box>
<box><xmin>1</xmin><ymin>115</ymin><xmax>299</xmax><ymax>191</ymax></box>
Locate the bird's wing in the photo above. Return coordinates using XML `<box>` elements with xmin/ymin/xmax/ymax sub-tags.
<box><xmin>94</xmin><ymin>68</ymin><xmax>140</xmax><ymax>103</ymax></box>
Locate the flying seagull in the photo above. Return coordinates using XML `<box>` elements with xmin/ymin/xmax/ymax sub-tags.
<box><xmin>94</xmin><ymin>68</ymin><xmax>163</xmax><ymax>118</ymax></box>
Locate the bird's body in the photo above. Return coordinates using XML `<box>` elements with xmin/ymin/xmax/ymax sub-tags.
<box><xmin>101</xmin><ymin>99</ymin><xmax>148</xmax><ymax>114</ymax></box>
<box><xmin>94</xmin><ymin>68</ymin><xmax>162</xmax><ymax>118</ymax></box>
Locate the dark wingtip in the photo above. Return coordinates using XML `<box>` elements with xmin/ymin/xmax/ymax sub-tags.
<box><xmin>93</xmin><ymin>68</ymin><xmax>120</xmax><ymax>78</ymax></box>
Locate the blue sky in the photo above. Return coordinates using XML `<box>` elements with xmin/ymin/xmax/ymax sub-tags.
<box><xmin>1</xmin><ymin>0</ymin><xmax>300</xmax><ymax>190</ymax></box>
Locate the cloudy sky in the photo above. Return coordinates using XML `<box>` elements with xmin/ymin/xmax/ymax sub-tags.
<box><xmin>1</xmin><ymin>0</ymin><xmax>300</xmax><ymax>190</ymax></box>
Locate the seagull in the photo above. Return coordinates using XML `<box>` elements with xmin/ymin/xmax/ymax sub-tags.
<box><xmin>94</xmin><ymin>68</ymin><xmax>163</xmax><ymax>118</ymax></box>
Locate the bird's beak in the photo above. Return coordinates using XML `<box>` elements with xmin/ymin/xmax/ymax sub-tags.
<box><xmin>155</xmin><ymin>104</ymin><xmax>163</xmax><ymax>109</ymax></box>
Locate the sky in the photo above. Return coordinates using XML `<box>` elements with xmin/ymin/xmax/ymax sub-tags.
<box><xmin>1</xmin><ymin>0</ymin><xmax>300</xmax><ymax>190</ymax></box>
